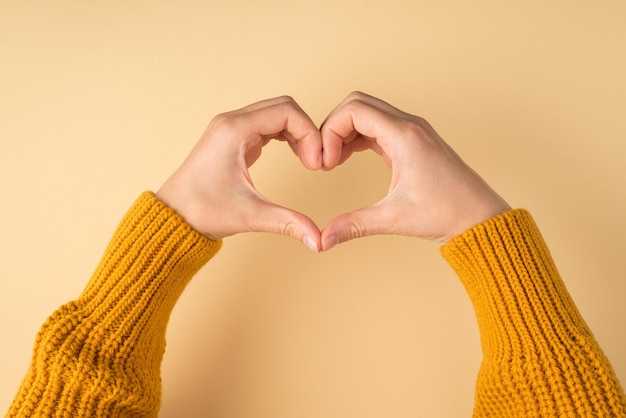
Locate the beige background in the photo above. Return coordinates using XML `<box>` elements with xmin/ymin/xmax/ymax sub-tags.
<box><xmin>1</xmin><ymin>1</ymin><xmax>625</xmax><ymax>416</ymax></box>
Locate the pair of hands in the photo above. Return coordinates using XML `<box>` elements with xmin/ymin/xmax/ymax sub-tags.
<box><xmin>156</xmin><ymin>92</ymin><xmax>510</xmax><ymax>252</ymax></box>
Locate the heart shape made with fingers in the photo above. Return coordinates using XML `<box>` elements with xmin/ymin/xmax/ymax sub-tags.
<box><xmin>156</xmin><ymin>92</ymin><xmax>510</xmax><ymax>253</ymax></box>
<box><xmin>251</xmin><ymin>143</ymin><xmax>392</xmax><ymax>251</ymax></box>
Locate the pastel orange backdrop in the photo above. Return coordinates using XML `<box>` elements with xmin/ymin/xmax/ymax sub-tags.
<box><xmin>1</xmin><ymin>1</ymin><xmax>624</xmax><ymax>416</ymax></box>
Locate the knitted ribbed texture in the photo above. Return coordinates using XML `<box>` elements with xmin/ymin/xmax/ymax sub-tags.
<box><xmin>442</xmin><ymin>209</ymin><xmax>626</xmax><ymax>417</ymax></box>
<box><xmin>6</xmin><ymin>192</ymin><xmax>221</xmax><ymax>418</ymax></box>
<box><xmin>7</xmin><ymin>200</ymin><xmax>625</xmax><ymax>417</ymax></box>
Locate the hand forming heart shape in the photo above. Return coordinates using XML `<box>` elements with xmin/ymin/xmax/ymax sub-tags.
<box><xmin>156</xmin><ymin>92</ymin><xmax>511</xmax><ymax>252</ymax></box>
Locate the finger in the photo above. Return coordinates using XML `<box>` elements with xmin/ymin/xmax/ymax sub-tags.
<box><xmin>319</xmin><ymin>126</ymin><xmax>360</xmax><ymax>169</ymax></box>
<box><xmin>278</xmin><ymin>126</ymin><xmax>323</xmax><ymax>170</ymax></box>
<box><xmin>321</xmin><ymin>91</ymin><xmax>424</xmax><ymax>170</ymax></box>
<box><xmin>231</xmin><ymin>95</ymin><xmax>302</xmax><ymax>115</ymax></box>
<box><xmin>320</xmin><ymin>91</ymin><xmax>412</xmax><ymax>134</ymax></box>
<box><xmin>320</xmin><ymin>98</ymin><xmax>401</xmax><ymax>169</ymax></box>
<box><xmin>322</xmin><ymin>91</ymin><xmax>404</xmax><ymax>118</ymax></box>
<box><xmin>320</xmin><ymin>202</ymin><xmax>395</xmax><ymax>251</ymax></box>
<box><xmin>236</xmin><ymin>99</ymin><xmax>322</xmax><ymax>170</ymax></box>
<box><xmin>335</xmin><ymin>137</ymin><xmax>388</xmax><ymax>166</ymax></box>
<box><xmin>245</xmin><ymin>96</ymin><xmax>322</xmax><ymax>170</ymax></box>
<box><xmin>244</xmin><ymin>197</ymin><xmax>322</xmax><ymax>252</ymax></box>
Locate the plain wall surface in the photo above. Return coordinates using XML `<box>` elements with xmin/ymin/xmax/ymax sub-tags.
<box><xmin>1</xmin><ymin>1</ymin><xmax>625</xmax><ymax>416</ymax></box>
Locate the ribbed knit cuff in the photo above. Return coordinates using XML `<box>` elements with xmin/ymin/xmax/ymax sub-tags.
<box><xmin>441</xmin><ymin>209</ymin><xmax>626</xmax><ymax>416</ymax></box>
<box><xmin>441</xmin><ymin>209</ymin><xmax>591</xmax><ymax>360</ymax></box>
<box><xmin>79</xmin><ymin>191</ymin><xmax>221</xmax><ymax>304</ymax></box>
<box><xmin>7</xmin><ymin>192</ymin><xmax>222</xmax><ymax>418</ymax></box>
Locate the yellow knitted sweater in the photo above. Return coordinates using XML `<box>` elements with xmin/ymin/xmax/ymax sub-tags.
<box><xmin>5</xmin><ymin>192</ymin><xmax>626</xmax><ymax>417</ymax></box>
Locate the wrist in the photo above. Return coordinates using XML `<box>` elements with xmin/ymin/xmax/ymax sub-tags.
<box><xmin>155</xmin><ymin>179</ymin><xmax>208</xmax><ymax>238</ymax></box>
<box><xmin>447</xmin><ymin>196</ymin><xmax>511</xmax><ymax>243</ymax></box>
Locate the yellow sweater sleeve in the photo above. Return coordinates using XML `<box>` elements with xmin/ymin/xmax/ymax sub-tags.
<box><xmin>442</xmin><ymin>209</ymin><xmax>626</xmax><ymax>417</ymax></box>
<box><xmin>8</xmin><ymin>199</ymin><xmax>625</xmax><ymax>418</ymax></box>
<box><xmin>5</xmin><ymin>192</ymin><xmax>221</xmax><ymax>418</ymax></box>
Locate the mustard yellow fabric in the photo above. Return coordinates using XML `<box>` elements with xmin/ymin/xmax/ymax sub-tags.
<box><xmin>6</xmin><ymin>194</ymin><xmax>626</xmax><ymax>417</ymax></box>
<box><xmin>442</xmin><ymin>209</ymin><xmax>626</xmax><ymax>417</ymax></box>
<box><xmin>6</xmin><ymin>192</ymin><xmax>221</xmax><ymax>417</ymax></box>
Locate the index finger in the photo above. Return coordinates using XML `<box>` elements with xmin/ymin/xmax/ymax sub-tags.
<box><xmin>320</xmin><ymin>96</ymin><xmax>403</xmax><ymax>169</ymax></box>
<box><xmin>236</xmin><ymin>96</ymin><xmax>323</xmax><ymax>170</ymax></box>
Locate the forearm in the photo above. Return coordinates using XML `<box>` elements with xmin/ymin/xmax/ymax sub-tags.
<box><xmin>6</xmin><ymin>192</ymin><xmax>221</xmax><ymax>418</ymax></box>
<box><xmin>442</xmin><ymin>209</ymin><xmax>626</xmax><ymax>417</ymax></box>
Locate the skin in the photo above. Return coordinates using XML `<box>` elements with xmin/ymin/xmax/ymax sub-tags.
<box><xmin>319</xmin><ymin>91</ymin><xmax>511</xmax><ymax>249</ymax></box>
<box><xmin>156</xmin><ymin>92</ymin><xmax>511</xmax><ymax>252</ymax></box>
<box><xmin>156</xmin><ymin>96</ymin><xmax>324</xmax><ymax>251</ymax></box>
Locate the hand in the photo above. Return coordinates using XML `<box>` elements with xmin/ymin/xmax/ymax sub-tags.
<box><xmin>320</xmin><ymin>91</ymin><xmax>511</xmax><ymax>250</ymax></box>
<box><xmin>156</xmin><ymin>96</ymin><xmax>323</xmax><ymax>252</ymax></box>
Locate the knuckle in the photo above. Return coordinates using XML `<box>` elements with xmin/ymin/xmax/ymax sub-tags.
<box><xmin>401</xmin><ymin>118</ymin><xmax>436</xmax><ymax>146</ymax></box>
<box><xmin>402</xmin><ymin>119</ymin><xmax>427</xmax><ymax>138</ymax></box>
<box><xmin>343</xmin><ymin>91</ymin><xmax>371</xmax><ymax>110</ymax></box>
<box><xmin>344</xmin><ymin>97</ymin><xmax>367</xmax><ymax>113</ymax></box>
<box><xmin>276</xmin><ymin>95</ymin><xmax>296</xmax><ymax>104</ymax></box>
<box><xmin>279</xmin><ymin>218</ymin><xmax>298</xmax><ymax>239</ymax></box>
<box><xmin>410</xmin><ymin>114</ymin><xmax>433</xmax><ymax>131</ymax></box>
<box><xmin>348</xmin><ymin>218</ymin><xmax>368</xmax><ymax>239</ymax></box>
<box><xmin>342</xmin><ymin>91</ymin><xmax>379</xmax><ymax>114</ymax></box>
<box><xmin>401</xmin><ymin>117</ymin><xmax>442</xmax><ymax>152</ymax></box>
<box><xmin>347</xmin><ymin>90</ymin><xmax>367</xmax><ymax>101</ymax></box>
<box><xmin>278</xmin><ymin>98</ymin><xmax>301</xmax><ymax>114</ymax></box>
<box><xmin>210</xmin><ymin>112</ymin><xmax>237</xmax><ymax>135</ymax></box>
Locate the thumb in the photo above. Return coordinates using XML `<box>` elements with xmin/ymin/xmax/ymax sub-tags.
<box><xmin>248</xmin><ymin>199</ymin><xmax>322</xmax><ymax>253</ymax></box>
<box><xmin>320</xmin><ymin>203</ymin><xmax>392</xmax><ymax>251</ymax></box>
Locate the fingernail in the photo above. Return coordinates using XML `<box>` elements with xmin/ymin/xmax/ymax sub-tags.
<box><xmin>322</xmin><ymin>235</ymin><xmax>340</xmax><ymax>251</ymax></box>
<box><xmin>303</xmin><ymin>235</ymin><xmax>319</xmax><ymax>253</ymax></box>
